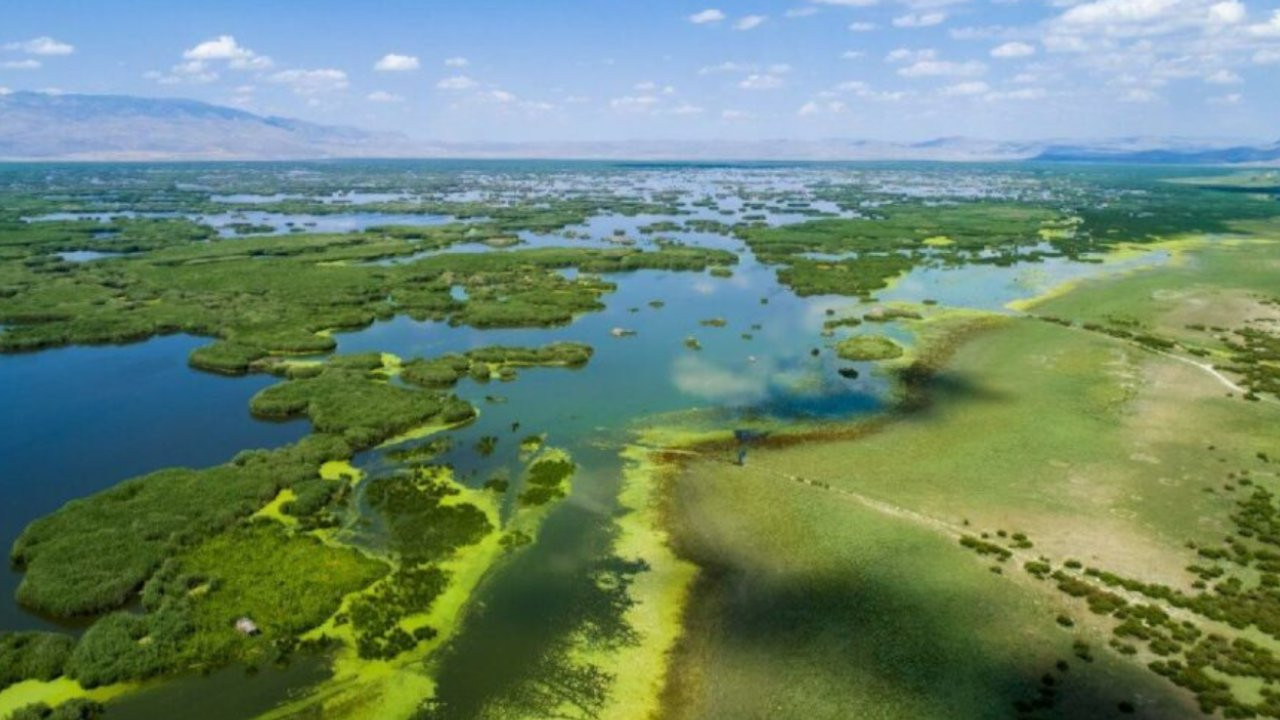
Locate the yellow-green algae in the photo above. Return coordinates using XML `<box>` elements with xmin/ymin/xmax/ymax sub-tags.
<box><xmin>251</xmin><ymin>487</ymin><xmax>299</xmax><ymax>527</ymax></box>
<box><xmin>260</xmin><ymin>448</ymin><xmax>578</xmax><ymax>720</ymax></box>
<box><xmin>0</xmin><ymin>677</ymin><xmax>136</xmax><ymax>719</ymax></box>
<box><xmin>1005</xmin><ymin>233</ymin><xmax>1208</xmax><ymax>313</ymax></box>
<box><xmin>578</xmin><ymin>443</ymin><xmax>697</xmax><ymax>720</ymax></box>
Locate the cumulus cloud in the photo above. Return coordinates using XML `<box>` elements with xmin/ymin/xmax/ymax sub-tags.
<box><xmin>798</xmin><ymin>99</ymin><xmax>847</xmax><ymax>115</ymax></box>
<box><xmin>1204</xmin><ymin>68</ymin><xmax>1242</xmax><ymax>83</ymax></box>
<box><xmin>886</xmin><ymin>47</ymin><xmax>937</xmax><ymax>63</ymax></box>
<box><xmin>610</xmin><ymin>95</ymin><xmax>660</xmax><ymax>111</ymax></box>
<box><xmin>689</xmin><ymin>9</ymin><xmax>726</xmax><ymax>24</ymax></box>
<box><xmin>1121</xmin><ymin>87</ymin><xmax>1160</xmax><ymax>102</ymax></box>
<box><xmin>1</xmin><ymin>59</ymin><xmax>41</xmax><ymax>70</ymax></box>
<box><xmin>268</xmin><ymin>68</ymin><xmax>348</xmax><ymax>94</ymax></box>
<box><xmin>437</xmin><ymin>75</ymin><xmax>477</xmax><ymax>90</ymax></box>
<box><xmin>898</xmin><ymin>59</ymin><xmax>985</xmax><ymax>76</ymax></box>
<box><xmin>739</xmin><ymin>73</ymin><xmax>785</xmax><ymax>89</ymax></box>
<box><xmin>145</xmin><ymin>59</ymin><xmax>220</xmax><ymax>85</ymax></box>
<box><xmin>1249</xmin><ymin>9</ymin><xmax>1280</xmax><ymax>36</ymax></box>
<box><xmin>374</xmin><ymin>53</ymin><xmax>419</xmax><ymax>71</ymax></box>
<box><xmin>814</xmin><ymin>0</ymin><xmax>879</xmax><ymax>7</ymax></box>
<box><xmin>183</xmin><ymin>35</ymin><xmax>271</xmax><ymax>69</ymax></box>
<box><xmin>984</xmin><ymin>87</ymin><xmax>1048</xmax><ymax>100</ymax></box>
<box><xmin>941</xmin><ymin>80</ymin><xmax>990</xmax><ymax>95</ymax></box>
<box><xmin>735</xmin><ymin>15</ymin><xmax>767</xmax><ymax>30</ymax></box>
<box><xmin>991</xmin><ymin>41</ymin><xmax>1036</xmax><ymax>58</ymax></box>
<box><xmin>848</xmin><ymin>21</ymin><xmax>878</xmax><ymax>31</ymax></box>
<box><xmin>444</xmin><ymin>56</ymin><xmax>469</xmax><ymax>67</ymax></box>
<box><xmin>366</xmin><ymin>90</ymin><xmax>403</xmax><ymax>102</ymax></box>
<box><xmin>893</xmin><ymin>12</ymin><xmax>947</xmax><ymax>27</ymax></box>
<box><xmin>4</xmin><ymin>36</ymin><xmax>74</xmax><ymax>56</ymax></box>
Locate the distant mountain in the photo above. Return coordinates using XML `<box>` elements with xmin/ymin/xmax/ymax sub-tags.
<box><xmin>0</xmin><ymin>91</ymin><xmax>417</xmax><ymax>160</ymax></box>
<box><xmin>1032</xmin><ymin>138</ymin><xmax>1280</xmax><ymax>165</ymax></box>
<box><xmin>0</xmin><ymin>91</ymin><xmax>1275</xmax><ymax>164</ymax></box>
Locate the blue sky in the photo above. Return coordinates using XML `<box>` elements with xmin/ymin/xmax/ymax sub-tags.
<box><xmin>2</xmin><ymin>0</ymin><xmax>1278</xmax><ymax>142</ymax></box>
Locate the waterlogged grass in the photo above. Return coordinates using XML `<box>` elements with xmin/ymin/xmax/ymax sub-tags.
<box><xmin>173</xmin><ymin>523</ymin><xmax>387</xmax><ymax>662</ymax></box>
<box><xmin>0</xmin><ymin>224</ymin><xmax>733</xmax><ymax>362</ymax></box>
<box><xmin>663</xmin><ymin>440</ymin><xmax>1191</xmax><ymax>719</ymax></box>
<box><xmin>834</xmin><ymin>334</ymin><xmax>904</xmax><ymax>362</ymax></box>
<box><xmin>517</xmin><ymin>449</ymin><xmax>576</xmax><ymax>508</ymax></box>
<box><xmin>0</xmin><ymin>633</ymin><xmax>75</xmax><ymax>692</ymax></box>
<box><xmin>10</xmin><ymin>434</ymin><xmax>351</xmax><ymax>617</ymax></box>
<box><xmin>660</xmin><ymin>231</ymin><xmax>1280</xmax><ymax>718</ymax></box>
<box><xmin>401</xmin><ymin>342</ymin><xmax>592</xmax><ymax>389</ymax></box>
<box><xmin>578</xmin><ymin>444</ymin><xmax>697</xmax><ymax>720</ymax></box>
<box><xmin>249</xmin><ymin>360</ymin><xmax>473</xmax><ymax>449</ymax></box>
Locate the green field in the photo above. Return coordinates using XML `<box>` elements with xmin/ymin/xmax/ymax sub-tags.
<box><xmin>658</xmin><ymin>225</ymin><xmax>1280</xmax><ymax>719</ymax></box>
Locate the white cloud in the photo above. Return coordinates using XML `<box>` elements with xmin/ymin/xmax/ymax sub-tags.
<box><xmin>1208</xmin><ymin>0</ymin><xmax>1246</xmax><ymax>24</ymax></box>
<box><xmin>991</xmin><ymin>41</ymin><xmax>1036</xmax><ymax>58</ymax></box>
<box><xmin>689</xmin><ymin>9</ymin><xmax>727</xmax><ymax>23</ymax></box>
<box><xmin>1</xmin><ymin>59</ymin><xmax>41</xmax><ymax>70</ymax></box>
<box><xmin>145</xmin><ymin>59</ymin><xmax>219</xmax><ymax>85</ymax></box>
<box><xmin>984</xmin><ymin>87</ymin><xmax>1048</xmax><ymax>100</ymax></box>
<box><xmin>610</xmin><ymin>95</ymin><xmax>660</xmax><ymax>111</ymax></box>
<box><xmin>444</xmin><ymin>56</ymin><xmax>469</xmax><ymax>67</ymax></box>
<box><xmin>0</xmin><ymin>86</ymin><xmax>10</xmax><ymax>95</ymax></box>
<box><xmin>1248</xmin><ymin>9</ymin><xmax>1280</xmax><ymax>36</ymax></box>
<box><xmin>798</xmin><ymin>99</ymin><xmax>847</xmax><ymax>115</ymax></box>
<box><xmin>1255</xmin><ymin>48</ymin><xmax>1280</xmax><ymax>64</ymax></box>
<box><xmin>668</xmin><ymin>103</ymin><xmax>705</xmax><ymax>115</ymax></box>
<box><xmin>849</xmin><ymin>22</ymin><xmax>878</xmax><ymax>31</ymax></box>
<box><xmin>1052</xmin><ymin>0</ymin><xmax>1248</xmax><ymax>40</ymax></box>
<box><xmin>842</xmin><ymin>50</ymin><xmax>866</xmax><ymax>59</ymax></box>
<box><xmin>886</xmin><ymin>47</ymin><xmax>937</xmax><ymax>63</ymax></box>
<box><xmin>437</xmin><ymin>75</ymin><xmax>478</xmax><ymax>90</ymax></box>
<box><xmin>1208</xmin><ymin>92</ymin><xmax>1242</xmax><ymax>103</ymax></box>
<box><xmin>268</xmin><ymin>68</ymin><xmax>348</xmax><ymax>95</ymax></box>
<box><xmin>814</xmin><ymin>0</ymin><xmax>879</xmax><ymax>7</ymax></box>
<box><xmin>698</xmin><ymin>61</ymin><xmax>745</xmax><ymax>74</ymax></box>
<box><xmin>183</xmin><ymin>35</ymin><xmax>271</xmax><ymax>69</ymax></box>
<box><xmin>1204</xmin><ymin>68</ymin><xmax>1242</xmax><ymax>83</ymax></box>
<box><xmin>366</xmin><ymin>90</ymin><xmax>403</xmax><ymax>102</ymax></box>
<box><xmin>893</xmin><ymin>12</ymin><xmax>947</xmax><ymax>27</ymax></box>
<box><xmin>4</xmin><ymin>36</ymin><xmax>74</xmax><ymax>56</ymax></box>
<box><xmin>735</xmin><ymin>15</ymin><xmax>767</xmax><ymax>30</ymax></box>
<box><xmin>941</xmin><ymin>80</ymin><xmax>990</xmax><ymax>95</ymax></box>
<box><xmin>899</xmin><ymin>58</ymin><xmax>986</xmax><ymax>76</ymax></box>
<box><xmin>1121</xmin><ymin>87</ymin><xmax>1160</xmax><ymax>102</ymax></box>
<box><xmin>374</xmin><ymin>53</ymin><xmax>419</xmax><ymax>71</ymax></box>
<box><xmin>721</xmin><ymin>108</ymin><xmax>751</xmax><ymax>119</ymax></box>
<box><xmin>739</xmin><ymin>73</ymin><xmax>784</xmax><ymax>89</ymax></box>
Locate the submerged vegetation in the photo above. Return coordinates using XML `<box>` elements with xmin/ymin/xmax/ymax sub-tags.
<box><xmin>833</xmin><ymin>334</ymin><xmax>904</xmax><ymax>362</ymax></box>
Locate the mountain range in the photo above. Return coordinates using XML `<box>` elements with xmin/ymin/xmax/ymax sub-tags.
<box><xmin>1</xmin><ymin>91</ymin><xmax>1276</xmax><ymax>165</ymax></box>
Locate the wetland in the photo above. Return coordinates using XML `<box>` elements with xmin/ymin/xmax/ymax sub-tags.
<box><xmin>1</xmin><ymin>161</ymin><xmax>1279</xmax><ymax>719</ymax></box>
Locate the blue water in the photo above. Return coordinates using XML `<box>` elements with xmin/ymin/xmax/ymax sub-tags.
<box><xmin>0</xmin><ymin>335</ymin><xmax>307</xmax><ymax>631</ymax></box>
